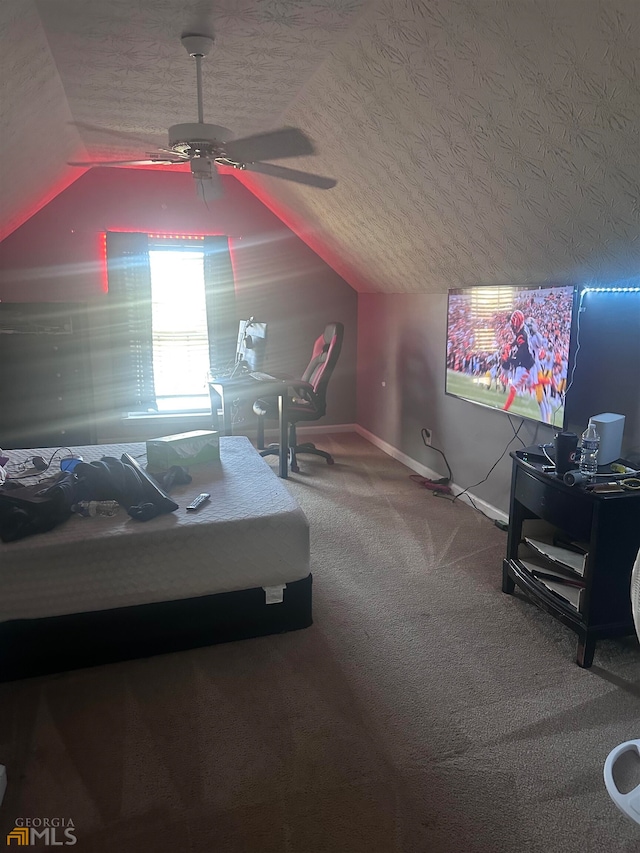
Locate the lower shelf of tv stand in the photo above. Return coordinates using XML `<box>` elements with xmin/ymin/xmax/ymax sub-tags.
<box><xmin>502</xmin><ymin>558</ymin><xmax>634</xmax><ymax>668</ymax></box>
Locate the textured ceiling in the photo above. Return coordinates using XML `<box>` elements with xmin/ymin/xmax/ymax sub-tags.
<box><xmin>0</xmin><ymin>0</ymin><xmax>369</xmax><ymax>242</ymax></box>
<box><xmin>1</xmin><ymin>0</ymin><xmax>639</xmax><ymax>293</ymax></box>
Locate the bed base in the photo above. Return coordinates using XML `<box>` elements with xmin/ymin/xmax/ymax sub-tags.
<box><xmin>0</xmin><ymin>573</ymin><xmax>312</xmax><ymax>682</ymax></box>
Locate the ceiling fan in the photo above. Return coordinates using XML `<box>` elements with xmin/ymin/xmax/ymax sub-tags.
<box><xmin>69</xmin><ymin>34</ymin><xmax>337</xmax><ymax>201</ymax></box>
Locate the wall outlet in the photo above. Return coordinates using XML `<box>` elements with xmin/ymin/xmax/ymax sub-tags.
<box><xmin>423</xmin><ymin>428</ymin><xmax>432</xmax><ymax>446</ymax></box>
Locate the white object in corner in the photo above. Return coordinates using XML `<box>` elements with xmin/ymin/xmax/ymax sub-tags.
<box><xmin>0</xmin><ymin>764</ymin><xmax>6</xmax><ymax>806</ymax></box>
<box><xmin>589</xmin><ymin>413</ymin><xmax>625</xmax><ymax>465</ymax></box>
<box><xmin>604</xmin><ymin>548</ymin><xmax>640</xmax><ymax>825</ymax></box>
<box><xmin>604</xmin><ymin>740</ymin><xmax>640</xmax><ymax>825</ymax></box>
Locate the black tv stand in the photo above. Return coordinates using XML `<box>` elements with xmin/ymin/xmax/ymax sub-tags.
<box><xmin>502</xmin><ymin>451</ymin><xmax>640</xmax><ymax>667</ymax></box>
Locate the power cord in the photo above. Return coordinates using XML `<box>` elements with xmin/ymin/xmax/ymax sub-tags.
<box><xmin>507</xmin><ymin>414</ymin><xmax>527</xmax><ymax>447</ymax></box>
<box><xmin>409</xmin><ymin>429</ymin><xmax>454</xmax><ymax>494</ymax></box>
<box><xmin>550</xmin><ymin>287</ymin><xmax>585</xmax><ymax>426</ymax></box>
<box><xmin>412</xmin><ymin>424</ymin><xmax>519</xmax><ymax>529</ymax></box>
<box><xmin>419</xmin><ymin>428</ymin><xmax>452</xmax><ymax>482</ymax></box>
<box><xmin>452</xmin><ymin>418</ymin><xmax>525</xmax><ymax>506</ymax></box>
<box><xmin>5</xmin><ymin>447</ymin><xmax>74</xmax><ymax>480</ymax></box>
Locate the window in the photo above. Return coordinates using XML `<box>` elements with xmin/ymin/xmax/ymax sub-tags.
<box><xmin>149</xmin><ymin>244</ymin><xmax>210</xmax><ymax>412</ymax></box>
<box><xmin>105</xmin><ymin>231</ymin><xmax>237</xmax><ymax>415</ymax></box>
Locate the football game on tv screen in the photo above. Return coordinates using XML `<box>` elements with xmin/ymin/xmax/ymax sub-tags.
<box><xmin>445</xmin><ymin>284</ymin><xmax>577</xmax><ymax>428</ymax></box>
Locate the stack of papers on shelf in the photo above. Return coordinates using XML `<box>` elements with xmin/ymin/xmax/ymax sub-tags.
<box><xmin>519</xmin><ymin>557</ymin><xmax>584</xmax><ymax>587</ymax></box>
<box><xmin>536</xmin><ymin>576</ymin><xmax>583</xmax><ymax>611</ymax></box>
<box><xmin>519</xmin><ymin>558</ymin><xmax>585</xmax><ymax>611</ymax></box>
<box><xmin>524</xmin><ymin>537</ymin><xmax>588</xmax><ymax>577</ymax></box>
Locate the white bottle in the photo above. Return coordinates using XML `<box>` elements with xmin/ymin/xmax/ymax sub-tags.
<box><xmin>579</xmin><ymin>420</ymin><xmax>600</xmax><ymax>476</ymax></box>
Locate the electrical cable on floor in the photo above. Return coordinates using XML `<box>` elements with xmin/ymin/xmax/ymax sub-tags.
<box><xmin>411</xmin><ymin>423</ymin><xmax>519</xmax><ymax>527</ymax></box>
<box><xmin>448</xmin><ymin>490</ymin><xmax>501</xmax><ymax>527</ymax></box>
<box><xmin>420</xmin><ymin>428</ymin><xmax>453</xmax><ymax>481</ymax></box>
<box><xmin>409</xmin><ymin>429</ymin><xmax>454</xmax><ymax>495</ymax></box>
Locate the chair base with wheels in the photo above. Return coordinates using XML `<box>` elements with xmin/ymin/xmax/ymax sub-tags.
<box><xmin>256</xmin><ymin>419</ymin><xmax>335</xmax><ymax>474</ymax></box>
<box><xmin>253</xmin><ymin>322</ymin><xmax>344</xmax><ymax>475</ymax></box>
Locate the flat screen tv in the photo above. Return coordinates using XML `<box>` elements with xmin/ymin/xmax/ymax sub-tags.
<box><xmin>445</xmin><ymin>283</ymin><xmax>578</xmax><ymax>428</ymax></box>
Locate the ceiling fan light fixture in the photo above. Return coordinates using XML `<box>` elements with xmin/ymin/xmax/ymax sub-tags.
<box><xmin>168</xmin><ymin>122</ymin><xmax>234</xmax><ymax>156</ymax></box>
<box><xmin>190</xmin><ymin>157</ymin><xmax>213</xmax><ymax>178</ymax></box>
<box><xmin>181</xmin><ymin>35</ymin><xmax>214</xmax><ymax>58</ymax></box>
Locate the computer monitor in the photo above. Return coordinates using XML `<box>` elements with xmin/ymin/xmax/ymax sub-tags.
<box><xmin>234</xmin><ymin>319</ymin><xmax>267</xmax><ymax>375</ymax></box>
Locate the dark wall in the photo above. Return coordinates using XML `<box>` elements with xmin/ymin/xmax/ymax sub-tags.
<box><xmin>564</xmin><ymin>289</ymin><xmax>640</xmax><ymax>454</ymax></box>
<box><xmin>0</xmin><ymin>168</ymin><xmax>357</xmax><ymax>441</ymax></box>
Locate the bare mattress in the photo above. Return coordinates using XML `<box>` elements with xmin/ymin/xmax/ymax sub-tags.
<box><xmin>0</xmin><ymin>436</ymin><xmax>312</xmax><ymax>680</ymax></box>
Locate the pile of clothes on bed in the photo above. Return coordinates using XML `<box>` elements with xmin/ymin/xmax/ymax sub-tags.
<box><xmin>0</xmin><ymin>457</ymin><xmax>189</xmax><ymax>542</ymax></box>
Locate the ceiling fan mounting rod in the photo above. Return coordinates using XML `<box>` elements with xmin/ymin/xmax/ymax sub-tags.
<box><xmin>181</xmin><ymin>35</ymin><xmax>213</xmax><ymax>125</ymax></box>
<box><xmin>195</xmin><ymin>54</ymin><xmax>204</xmax><ymax>124</ymax></box>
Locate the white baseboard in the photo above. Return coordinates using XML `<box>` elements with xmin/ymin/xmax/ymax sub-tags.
<box><xmin>354</xmin><ymin>425</ymin><xmax>508</xmax><ymax>525</ymax></box>
<box><xmin>289</xmin><ymin>423</ymin><xmax>357</xmax><ymax>437</ymax></box>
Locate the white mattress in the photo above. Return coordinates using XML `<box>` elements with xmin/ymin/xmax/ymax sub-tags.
<box><xmin>0</xmin><ymin>436</ymin><xmax>310</xmax><ymax>621</ymax></box>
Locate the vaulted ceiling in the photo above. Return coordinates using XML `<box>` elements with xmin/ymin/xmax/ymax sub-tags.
<box><xmin>1</xmin><ymin>0</ymin><xmax>639</xmax><ymax>293</ymax></box>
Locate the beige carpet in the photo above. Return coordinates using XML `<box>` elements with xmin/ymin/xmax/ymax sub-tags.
<box><xmin>2</xmin><ymin>432</ymin><xmax>640</xmax><ymax>852</ymax></box>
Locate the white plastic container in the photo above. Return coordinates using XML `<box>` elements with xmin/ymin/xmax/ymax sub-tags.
<box><xmin>604</xmin><ymin>740</ymin><xmax>640</xmax><ymax>825</ymax></box>
<box><xmin>604</xmin><ymin>549</ymin><xmax>640</xmax><ymax>825</ymax></box>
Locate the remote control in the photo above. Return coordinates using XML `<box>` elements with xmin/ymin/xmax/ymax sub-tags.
<box><xmin>186</xmin><ymin>493</ymin><xmax>210</xmax><ymax>512</ymax></box>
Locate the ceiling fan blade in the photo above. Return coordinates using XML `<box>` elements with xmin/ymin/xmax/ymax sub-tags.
<box><xmin>68</xmin><ymin>158</ymin><xmax>186</xmax><ymax>167</ymax></box>
<box><xmin>69</xmin><ymin>121</ymin><xmax>159</xmax><ymax>147</ymax></box>
<box><xmin>224</xmin><ymin>127</ymin><xmax>315</xmax><ymax>165</ymax></box>
<box><xmin>242</xmin><ymin>161</ymin><xmax>337</xmax><ymax>189</ymax></box>
<box><xmin>156</xmin><ymin>147</ymin><xmax>190</xmax><ymax>160</ymax></box>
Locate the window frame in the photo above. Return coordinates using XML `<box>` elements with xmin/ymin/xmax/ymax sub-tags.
<box><xmin>105</xmin><ymin>231</ymin><xmax>237</xmax><ymax>417</ymax></box>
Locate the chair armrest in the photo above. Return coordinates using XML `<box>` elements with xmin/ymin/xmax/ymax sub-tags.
<box><xmin>287</xmin><ymin>381</ymin><xmax>316</xmax><ymax>404</ymax></box>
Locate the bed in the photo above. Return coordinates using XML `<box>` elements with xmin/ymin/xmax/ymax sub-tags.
<box><xmin>0</xmin><ymin>436</ymin><xmax>312</xmax><ymax>681</ymax></box>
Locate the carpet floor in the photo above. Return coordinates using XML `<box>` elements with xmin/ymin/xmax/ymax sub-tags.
<box><xmin>1</xmin><ymin>432</ymin><xmax>639</xmax><ymax>852</ymax></box>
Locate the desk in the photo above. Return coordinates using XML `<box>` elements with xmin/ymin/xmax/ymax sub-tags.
<box><xmin>208</xmin><ymin>376</ymin><xmax>290</xmax><ymax>478</ymax></box>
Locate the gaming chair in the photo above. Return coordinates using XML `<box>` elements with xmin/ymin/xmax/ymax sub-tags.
<box><xmin>253</xmin><ymin>322</ymin><xmax>344</xmax><ymax>473</ymax></box>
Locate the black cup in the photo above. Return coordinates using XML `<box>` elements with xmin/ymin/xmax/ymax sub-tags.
<box><xmin>554</xmin><ymin>431</ymin><xmax>579</xmax><ymax>476</ymax></box>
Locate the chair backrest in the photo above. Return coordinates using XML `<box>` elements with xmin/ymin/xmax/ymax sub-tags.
<box><xmin>300</xmin><ymin>322</ymin><xmax>344</xmax><ymax>417</ymax></box>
